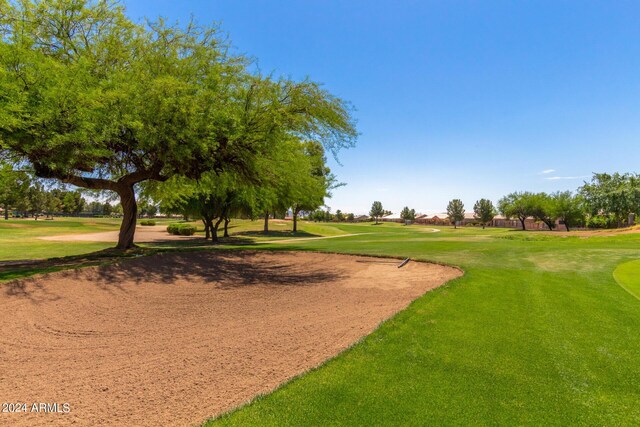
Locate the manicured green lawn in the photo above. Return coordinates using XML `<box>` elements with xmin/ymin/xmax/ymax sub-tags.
<box><xmin>3</xmin><ymin>218</ymin><xmax>640</xmax><ymax>424</ymax></box>
<box><xmin>0</xmin><ymin>217</ymin><xmax>119</xmax><ymax>261</ymax></box>
<box><xmin>206</xmin><ymin>223</ymin><xmax>640</xmax><ymax>425</ymax></box>
<box><xmin>614</xmin><ymin>259</ymin><xmax>640</xmax><ymax>300</ymax></box>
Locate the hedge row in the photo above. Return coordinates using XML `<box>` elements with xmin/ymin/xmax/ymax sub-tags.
<box><xmin>139</xmin><ymin>219</ymin><xmax>156</xmax><ymax>226</ymax></box>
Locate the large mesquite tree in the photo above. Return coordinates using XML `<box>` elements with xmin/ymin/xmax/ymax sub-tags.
<box><xmin>498</xmin><ymin>192</ymin><xmax>535</xmax><ymax>231</ymax></box>
<box><xmin>0</xmin><ymin>0</ymin><xmax>357</xmax><ymax>249</ymax></box>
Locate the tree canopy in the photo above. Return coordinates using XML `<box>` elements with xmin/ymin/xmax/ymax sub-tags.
<box><xmin>498</xmin><ymin>192</ymin><xmax>535</xmax><ymax>230</ymax></box>
<box><xmin>0</xmin><ymin>0</ymin><xmax>357</xmax><ymax>248</ymax></box>
<box><xmin>473</xmin><ymin>199</ymin><xmax>496</xmax><ymax>229</ymax></box>
<box><xmin>400</xmin><ymin>206</ymin><xmax>416</xmax><ymax>223</ymax></box>
<box><xmin>446</xmin><ymin>199</ymin><xmax>465</xmax><ymax>228</ymax></box>
<box><xmin>369</xmin><ymin>201</ymin><xmax>384</xmax><ymax>224</ymax></box>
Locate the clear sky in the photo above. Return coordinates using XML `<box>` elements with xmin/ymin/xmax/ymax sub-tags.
<box><xmin>125</xmin><ymin>0</ymin><xmax>640</xmax><ymax>215</ymax></box>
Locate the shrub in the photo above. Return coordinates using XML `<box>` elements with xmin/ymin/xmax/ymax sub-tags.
<box><xmin>167</xmin><ymin>223</ymin><xmax>196</xmax><ymax>236</ymax></box>
<box><xmin>586</xmin><ymin>215</ymin><xmax>616</xmax><ymax>229</ymax></box>
<box><xmin>140</xmin><ymin>219</ymin><xmax>156</xmax><ymax>226</ymax></box>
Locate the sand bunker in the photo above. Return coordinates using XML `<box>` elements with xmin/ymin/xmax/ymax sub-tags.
<box><xmin>0</xmin><ymin>251</ymin><xmax>461</xmax><ymax>426</ymax></box>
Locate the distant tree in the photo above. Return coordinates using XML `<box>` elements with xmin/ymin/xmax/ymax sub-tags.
<box><xmin>44</xmin><ymin>191</ymin><xmax>62</xmax><ymax>218</ymax></box>
<box><xmin>400</xmin><ymin>206</ymin><xmax>416</xmax><ymax>223</ymax></box>
<box><xmin>61</xmin><ymin>191</ymin><xmax>85</xmax><ymax>214</ymax></box>
<box><xmin>473</xmin><ymin>199</ymin><xmax>496</xmax><ymax>229</ymax></box>
<box><xmin>498</xmin><ymin>192</ymin><xmax>535</xmax><ymax>230</ymax></box>
<box><xmin>579</xmin><ymin>173</ymin><xmax>639</xmax><ymax>227</ymax></box>
<box><xmin>86</xmin><ymin>201</ymin><xmax>104</xmax><ymax>215</ymax></box>
<box><xmin>289</xmin><ymin>141</ymin><xmax>333</xmax><ymax>233</ymax></box>
<box><xmin>138</xmin><ymin>198</ymin><xmax>158</xmax><ymax>218</ymax></box>
<box><xmin>370</xmin><ymin>201</ymin><xmax>384</xmax><ymax>224</ymax></box>
<box><xmin>529</xmin><ymin>193</ymin><xmax>556</xmax><ymax>231</ymax></box>
<box><xmin>0</xmin><ymin>162</ymin><xmax>31</xmax><ymax>220</ymax></box>
<box><xmin>550</xmin><ymin>191</ymin><xmax>585</xmax><ymax>232</ymax></box>
<box><xmin>346</xmin><ymin>213</ymin><xmax>355</xmax><ymax>222</ymax></box>
<box><xmin>446</xmin><ymin>199</ymin><xmax>465</xmax><ymax>229</ymax></box>
<box><xmin>335</xmin><ymin>210</ymin><xmax>345</xmax><ymax>222</ymax></box>
<box><xmin>112</xmin><ymin>203</ymin><xmax>124</xmax><ymax>216</ymax></box>
<box><xmin>309</xmin><ymin>209</ymin><xmax>324</xmax><ymax>222</ymax></box>
<box><xmin>27</xmin><ymin>183</ymin><xmax>47</xmax><ymax>220</ymax></box>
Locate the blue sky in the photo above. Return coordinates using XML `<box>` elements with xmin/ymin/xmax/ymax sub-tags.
<box><xmin>125</xmin><ymin>0</ymin><xmax>640</xmax><ymax>214</ymax></box>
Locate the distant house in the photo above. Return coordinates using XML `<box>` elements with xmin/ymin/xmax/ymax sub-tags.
<box><xmin>381</xmin><ymin>213</ymin><xmax>403</xmax><ymax>223</ymax></box>
<box><xmin>414</xmin><ymin>214</ymin><xmax>449</xmax><ymax>225</ymax></box>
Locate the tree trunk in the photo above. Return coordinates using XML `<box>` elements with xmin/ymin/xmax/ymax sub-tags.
<box><xmin>211</xmin><ymin>217</ymin><xmax>224</xmax><ymax>242</ymax></box>
<box><xmin>223</xmin><ymin>217</ymin><xmax>230</xmax><ymax>237</ymax></box>
<box><xmin>565</xmin><ymin>221</ymin><xmax>571</xmax><ymax>232</ymax></box>
<box><xmin>4</xmin><ymin>204</ymin><xmax>8</xmax><ymax>220</ymax></box>
<box><xmin>293</xmin><ymin>211</ymin><xmax>298</xmax><ymax>232</ymax></box>
<box><xmin>202</xmin><ymin>218</ymin><xmax>211</xmax><ymax>240</ymax></box>
<box><xmin>482</xmin><ymin>224</ymin><xmax>485</xmax><ymax>229</ymax></box>
<box><xmin>263</xmin><ymin>211</ymin><xmax>269</xmax><ymax>233</ymax></box>
<box><xmin>205</xmin><ymin>219</ymin><xmax>214</xmax><ymax>241</ymax></box>
<box><xmin>519</xmin><ymin>217</ymin><xmax>526</xmax><ymax>230</ymax></box>
<box><xmin>116</xmin><ymin>185</ymin><xmax>137</xmax><ymax>250</ymax></box>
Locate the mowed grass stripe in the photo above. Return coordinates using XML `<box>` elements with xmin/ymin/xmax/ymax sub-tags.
<box><xmin>207</xmin><ymin>223</ymin><xmax>640</xmax><ymax>426</ymax></box>
<box><xmin>613</xmin><ymin>260</ymin><xmax>640</xmax><ymax>301</ymax></box>
<box><xmin>3</xmin><ymin>219</ymin><xmax>640</xmax><ymax>425</ymax></box>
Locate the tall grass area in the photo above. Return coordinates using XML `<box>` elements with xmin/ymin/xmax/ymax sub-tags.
<box><xmin>208</xmin><ymin>223</ymin><xmax>640</xmax><ymax>425</ymax></box>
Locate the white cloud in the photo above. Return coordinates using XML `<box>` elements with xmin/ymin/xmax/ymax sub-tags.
<box><xmin>544</xmin><ymin>175</ymin><xmax>589</xmax><ymax>181</ymax></box>
<box><xmin>539</xmin><ymin>169</ymin><xmax>556</xmax><ymax>174</ymax></box>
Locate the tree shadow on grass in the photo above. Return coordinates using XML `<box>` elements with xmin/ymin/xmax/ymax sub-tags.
<box><xmin>234</xmin><ymin>230</ymin><xmax>320</xmax><ymax>239</ymax></box>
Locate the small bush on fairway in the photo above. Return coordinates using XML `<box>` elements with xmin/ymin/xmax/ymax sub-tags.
<box><xmin>140</xmin><ymin>220</ymin><xmax>156</xmax><ymax>226</ymax></box>
<box><xmin>167</xmin><ymin>223</ymin><xmax>196</xmax><ymax>236</ymax></box>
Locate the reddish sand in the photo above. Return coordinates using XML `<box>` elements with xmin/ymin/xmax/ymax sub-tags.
<box><xmin>0</xmin><ymin>251</ymin><xmax>461</xmax><ymax>426</ymax></box>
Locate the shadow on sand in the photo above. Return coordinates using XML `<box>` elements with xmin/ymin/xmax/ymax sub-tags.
<box><xmin>3</xmin><ymin>250</ymin><xmax>344</xmax><ymax>300</ymax></box>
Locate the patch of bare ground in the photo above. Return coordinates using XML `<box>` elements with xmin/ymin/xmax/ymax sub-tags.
<box><xmin>539</xmin><ymin>225</ymin><xmax>640</xmax><ymax>237</ymax></box>
<box><xmin>0</xmin><ymin>251</ymin><xmax>461</xmax><ymax>427</ymax></box>
<box><xmin>38</xmin><ymin>224</ymin><xmax>200</xmax><ymax>243</ymax></box>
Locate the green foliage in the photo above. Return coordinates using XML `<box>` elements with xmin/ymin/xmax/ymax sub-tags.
<box><xmin>446</xmin><ymin>199</ymin><xmax>465</xmax><ymax>227</ymax></box>
<box><xmin>309</xmin><ymin>209</ymin><xmax>334</xmax><ymax>222</ymax></box>
<box><xmin>473</xmin><ymin>198</ymin><xmax>496</xmax><ymax>228</ymax></box>
<box><xmin>167</xmin><ymin>223</ymin><xmax>196</xmax><ymax>236</ymax></box>
<box><xmin>528</xmin><ymin>192</ymin><xmax>556</xmax><ymax>230</ymax></box>
<box><xmin>549</xmin><ymin>191</ymin><xmax>585</xmax><ymax>231</ymax></box>
<box><xmin>369</xmin><ymin>201</ymin><xmax>384</xmax><ymax>224</ymax></box>
<box><xmin>0</xmin><ymin>0</ymin><xmax>357</xmax><ymax>248</ymax></box>
<box><xmin>498</xmin><ymin>191</ymin><xmax>535</xmax><ymax>229</ymax></box>
<box><xmin>585</xmin><ymin>214</ymin><xmax>617</xmax><ymax>229</ymax></box>
<box><xmin>139</xmin><ymin>219</ymin><xmax>156</xmax><ymax>226</ymax></box>
<box><xmin>400</xmin><ymin>206</ymin><xmax>416</xmax><ymax>222</ymax></box>
<box><xmin>0</xmin><ymin>161</ymin><xmax>31</xmax><ymax>218</ymax></box>
<box><xmin>579</xmin><ymin>172</ymin><xmax>640</xmax><ymax>226</ymax></box>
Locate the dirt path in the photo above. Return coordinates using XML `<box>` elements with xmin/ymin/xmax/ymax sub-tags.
<box><xmin>0</xmin><ymin>251</ymin><xmax>461</xmax><ymax>427</ymax></box>
<box><xmin>38</xmin><ymin>225</ymin><xmax>198</xmax><ymax>243</ymax></box>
